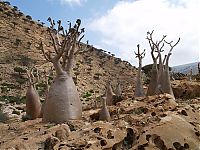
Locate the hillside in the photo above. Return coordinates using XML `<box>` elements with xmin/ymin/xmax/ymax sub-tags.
<box><xmin>0</xmin><ymin>2</ymin><xmax>136</xmax><ymax>109</ymax></box>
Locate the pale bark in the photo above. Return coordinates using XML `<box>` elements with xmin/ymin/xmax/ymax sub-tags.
<box><xmin>106</xmin><ymin>82</ymin><xmax>115</xmax><ymax>106</ymax></box>
<box><xmin>161</xmin><ymin>38</ymin><xmax>180</xmax><ymax>99</ymax></box>
<box><xmin>146</xmin><ymin>31</ymin><xmax>166</xmax><ymax>95</ymax></box>
<box><xmin>26</xmin><ymin>85</ymin><xmax>41</xmax><ymax>119</ymax></box>
<box><xmin>115</xmin><ymin>83</ymin><xmax>122</xmax><ymax>97</ymax></box>
<box><xmin>155</xmin><ymin>52</ymin><xmax>165</xmax><ymax>94</ymax></box>
<box><xmin>40</xmin><ymin>19</ymin><xmax>88</xmax><ymax>123</ymax></box>
<box><xmin>43</xmin><ymin>74</ymin><xmax>82</xmax><ymax>123</ymax></box>
<box><xmin>134</xmin><ymin>44</ymin><xmax>145</xmax><ymax>97</ymax></box>
<box><xmin>99</xmin><ymin>98</ymin><xmax>111</xmax><ymax>121</ymax></box>
<box><xmin>146</xmin><ymin>31</ymin><xmax>179</xmax><ymax>99</ymax></box>
<box><xmin>26</xmin><ymin>68</ymin><xmax>41</xmax><ymax>119</ymax></box>
<box><xmin>162</xmin><ymin>53</ymin><xmax>175</xmax><ymax>99</ymax></box>
<box><xmin>146</xmin><ymin>37</ymin><xmax>158</xmax><ymax>96</ymax></box>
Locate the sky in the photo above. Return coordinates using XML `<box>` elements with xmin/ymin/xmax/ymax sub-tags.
<box><xmin>7</xmin><ymin>0</ymin><xmax>200</xmax><ymax>67</ymax></box>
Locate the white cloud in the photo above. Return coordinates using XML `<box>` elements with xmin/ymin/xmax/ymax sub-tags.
<box><xmin>88</xmin><ymin>0</ymin><xmax>200</xmax><ymax>66</ymax></box>
<box><xmin>55</xmin><ymin>0</ymin><xmax>87</xmax><ymax>6</ymax></box>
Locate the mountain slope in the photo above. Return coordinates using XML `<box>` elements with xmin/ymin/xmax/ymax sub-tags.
<box><xmin>172</xmin><ymin>62</ymin><xmax>199</xmax><ymax>75</ymax></box>
<box><xmin>0</xmin><ymin>2</ymin><xmax>136</xmax><ymax>108</ymax></box>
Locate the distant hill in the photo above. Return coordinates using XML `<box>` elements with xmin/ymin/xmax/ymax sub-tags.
<box><xmin>172</xmin><ymin>62</ymin><xmax>199</xmax><ymax>75</ymax></box>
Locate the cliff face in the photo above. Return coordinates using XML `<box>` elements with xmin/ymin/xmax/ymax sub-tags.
<box><xmin>0</xmin><ymin>2</ymin><xmax>136</xmax><ymax>108</ymax></box>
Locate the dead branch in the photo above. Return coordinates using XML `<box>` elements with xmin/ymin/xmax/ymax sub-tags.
<box><xmin>134</xmin><ymin>44</ymin><xmax>145</xmax><ymax>59</ymax></box>
<box><xmin>164</xmin><ymin>37</ymin><xmax>180</xmax><ymax>53</ymax></box>
<box><xmin>26</xmin><ymin>66</ymin><xmax>39</xmax><ymax>85</ymax></box>
<box><xmin>163</xmin><ymin>55</ymin><xmax>167</xmax><ymax>64</ymax></box>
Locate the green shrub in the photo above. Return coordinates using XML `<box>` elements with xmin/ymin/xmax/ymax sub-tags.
<box><xmin>89</xmin><ymin>89</ymin><xmax>94</xmax><ymax>93</ymax></box>
<box><xmin>0</xmin><ymin>108</ymin><xmax>9</xmax><ymax>123</ymax></box>
<box><xmin>14</xmin><ymin>66</ymin><xmax>27</xmax><ymax>75</ymax></box>
<box><xmin>22</xmin><ymin>115</ymin><xmax>29</xmax><ymax>121</ymax></box>
<box><xmin>15</xmin><ymin>38</ymin><xmax>21</xmax><ymax>46</ymax></box>
<box><xmin>0</xmin><ymin>86</ymin><xmax>10</xmax><ymax>93</ymax></box>
<box><xmin>12</xmin><ymin>110</ymin><xmax>20</xmax><ymax>115</ymax></box>
<box><xmin>1</xmin><ymin>82</ymin><xmax>15</xmax><ymax>89</ymax></box>
<box><xmin>0</xmin><ymin>95</ymin><xmax>26</xmax><ymax>104</ymax></box>
<box><xmin>83</xmin><ymin>91</ymin><xmax>92</xmax><ymax>98</ymax></box>
<box><xmin>16</xmin><ymin>55</ymin><xmax>36</xmax><ymax>67</ymax></box>
<box><xmin>16</xmin><ymin>77</ymin><xmax>27</xmax><ymax>86</ymax></box>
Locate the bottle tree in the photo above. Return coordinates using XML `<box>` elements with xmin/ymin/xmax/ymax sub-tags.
<box><xmin>40</xmin><ymin>18</ymin><xmax>89</xmax><ymax>123</ymax></box>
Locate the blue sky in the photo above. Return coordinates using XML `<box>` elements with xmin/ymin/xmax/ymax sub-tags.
<box><xmin>8</xmin><ymin>0</ymin><xmax>200</xmax><ymax>67</ymax></box>
<box><xmin>8</xmin><ymin>0</ymin><xmax>117</xmax><ymax>47</ymax></box>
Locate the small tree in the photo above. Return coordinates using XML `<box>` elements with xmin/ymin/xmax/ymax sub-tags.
<box><xmin>15</xmin><ymin>38</ymin><xmax>21</xmax><ymax>46</ymax></box>
<box><xmin>146</xmin><ymin>30</ymin><xmax>159</xmax><ymax>96</ymax></box>
<box><xmin>146</xmin><ymin>30</ymin><xmax>180</xmax><ymax>99</ymax></box>
<box><xmin>40</xmin><ymin>18</ymin><xmax>89</xmax><ymax>123</ymax></box>
<box><xmin>105</xmin><ymin>81</ymin><xmax>115</xmax><ymax>106</ymax></box>
<box><xmin>3</xmin><ymin>1</ymin><xmax>11</xmax><ymax>5</ymax></box>
<box><xmin>99</xmin><ymin>97</ymin><xmax>111</xmax><ymax>121</ymax></box>
<box><xmin>12</xmin><ymin>21</ymin><xmax>18</xmax><ymax>29</ymax></box>
<box><xmin>26</xmin><ymin>15</ymin><xmax>32</xmax><ymax>20</ymax></box>
<box><xmin>14</xmin><ymin>66</ymin><xmax>26</xmax><ymax>75</ymax></box>
<box><xmin>163</xmin><ymin>37</ymin><xmax>180</xmax><ymax>98</ymax></box>
<box><xmin>26</xmin><ymin>67</ymin><xmax>41</xmax><ymax>120</ymax></box>
<box><xmin>13</xmin><ymin>6</ymin><xmax>18</xmax><ymax>11</ymax></box>
<box><xmin>115</xmin><ymin>82</ymin><xmax>122</xmax><ymax>97</ymax></box>
<box><xmin>134</xmin><ymin>44</ymin><xmax>145</xmax><ymax>97</ymax></box>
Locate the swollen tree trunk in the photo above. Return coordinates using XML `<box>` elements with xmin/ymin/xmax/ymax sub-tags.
<box><xmin>162</xmin><ymin>37</ymin><xmax>180</xmax><ymax>99</ymax></box>
<box><xmin>146</xmin><ymin>31</ymin><xmax>166</xmax><ymax>96</ymax></box>
<box><xmin>155</xmin><ymin>52</ymin><xmax>165</xmax><ymax>94</ymax></box>
<box><xmin>26</xmin><ymin>85</ymin><xmax>41</xmax><ymax>119</ymax></box>
<box><xmin>134</xmin><ymin>70</ymin><xmax>145</xmax><ymax>97</ymax></box>
<box><xmin>26</xmin><ymin>68</ymin><xmax>41</xmax><ymax>119</ymax></box>
<box><xmin>106</xmin><ymin>82</ymin><xmax>115</xmax><ymax>106</ymax></box>
<box><xmin>99</xmin><ymin>97</ymin><xmax>111</xmax><ymax>121</ymax></box>
<box><xmin>43</xmin><ymin>73</ymin><xmax>82</xmax><ymax>123</ymax></box>
<box><xmin>134</xmin><ymin>44</ymin><xmax>145</xmax><ymax>97</ymax></box>
<box><xmin>146</xmin><ymin>52</ymin><xmax>158</xmax><ymax>96</ymax></box>
<box><xmin>115</xmin><ymin>83</ymin><xmax>122</xmax><ymax>97</ymax></box>
<box><xmin>162</xmin><ymin>53</ymin><xmax>175</xmax><ymax>99</ymax></box>
<box><xmin>146</xmin><ymin>31</ymin><xmax>180</xmax><ymax>99</ymax></box>
<box><xmin>41</xmin><ymin>19</ymin><xmax>86</xmax><ymax>123</ymax></box>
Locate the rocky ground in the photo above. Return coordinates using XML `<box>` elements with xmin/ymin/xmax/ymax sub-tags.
<box><xmin>0</xmin><ymin>93</ymin><xmax>200</xmax><ymax>150</ymax></box>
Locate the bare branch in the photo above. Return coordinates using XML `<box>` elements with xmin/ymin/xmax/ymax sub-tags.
<box><xmin>47</xmin><ymin>17</ymin><xmax>55</xmax><ymax>29</ymax></box>
<box><xmin>40</xmin><ymin>41</ymin><xmax>51</xmax><ymax>62</ymax></box>
<box><xmin>164</xmin><ymin>37</ymin><xmax>180</xmax><ymax>53</ymax></box>
<box><xmin>74</xmin><ymin>39</ymin><xmax>90</xmax><ymax>56</ymax></box>
<box><xmin>163</xmin><ymin>54</ymin><xmax>167</xmax><ymax>64</ymax></box>
<box><xmin>135</xmin><ymin>44</ymin><xmax>145</xmax><ymax>59</ymax></box>
<box><xmin>158</xmin><ymin>35</ymin><xmax>167</xmax><ymax>46</ymax></box>
<box><xmin>26</xmin><ymin>66</ymin><xmax>39</xmax><ymax>85</ymax></box>
<box><xmin>48</xmin><ymin>28</ymin><xmax>58</xmax><ymax>54</ymax></box>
